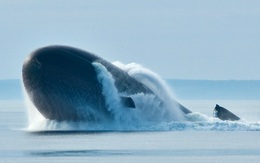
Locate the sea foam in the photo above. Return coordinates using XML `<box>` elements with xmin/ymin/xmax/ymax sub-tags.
<box><xmin>24</xmin><ymin>62</ymin><xmax>260</xmax><ymax>131</ymax></box>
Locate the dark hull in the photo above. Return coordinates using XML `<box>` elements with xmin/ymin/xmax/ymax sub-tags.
<box><xmin>22</xmin><ymin>45</ymin><xmax>170</xmax><ymax>121</ymax></box>
<box><xmin>23</xmin><ymin>45</ymin><xmax>242</xmax><ymax>123</ymax></box>
<box><xmin>214</xmin><ymin>104</ymin><xmax>240</xmax><ymax>121</ymax></box>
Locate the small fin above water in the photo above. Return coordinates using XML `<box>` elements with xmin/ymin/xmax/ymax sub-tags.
<box><xmin>213</xmin><ymin>104</ymin><xmax>240</xmax><ymax>121</ymax></box>
<box><xmin>120</xmin><ymin>96</ymin><xmax>135</xmax><ymax>108</ymax></box>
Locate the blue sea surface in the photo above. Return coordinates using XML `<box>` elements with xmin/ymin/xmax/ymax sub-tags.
<box><xmin>1</xmin><ymin>80</ymin><xmax>260</xmax><ymax>162</ymax></box>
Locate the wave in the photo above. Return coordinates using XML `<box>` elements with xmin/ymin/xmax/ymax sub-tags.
<box><xmin>24</xmin><ymin>62</ymin><xmax>260</xmax><ymax>131</ymax></box>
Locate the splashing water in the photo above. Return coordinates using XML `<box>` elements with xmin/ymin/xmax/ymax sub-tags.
<box><xmin>24</xmin><ymin>62</ymin><xmax>260</xmax><ymax>131</ymax></box>
<box><xmin>22</xmin><ymin>85</ymin><xmax>45</xmax><ymax>130</ymax></box>
<box><xmin>113</xmin><ymin>62</ymin><xmax>186</xmax><ymax>122</ymax></box>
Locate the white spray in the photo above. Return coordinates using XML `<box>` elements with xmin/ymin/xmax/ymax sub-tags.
<box><xmin>113</xmin><ymin>62</ymin><xmax>186</xmax><ymax>122</ymax></box>
<box><xmin>23</xmin><ymin>88</ymin><xmax>46</xmax><ymax>130</ymax></box>
<box><xmin>23</xmin><ymin>61</ymin><xmax>260</xmax><ymax>131</ymax></box>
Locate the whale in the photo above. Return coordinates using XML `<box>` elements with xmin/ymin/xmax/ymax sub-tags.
<box><xmin>22</xmin><ymin>45</ymin><xmax>191</xmax><ymax>122</ymax></box>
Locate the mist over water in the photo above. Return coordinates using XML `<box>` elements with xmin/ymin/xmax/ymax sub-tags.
<box><xmin>24</xmin><ymin>62</ymin><xmax>260</xmax><ymax>131</ymax></box>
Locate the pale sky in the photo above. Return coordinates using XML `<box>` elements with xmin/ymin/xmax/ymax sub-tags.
<box><xmin>1</xmin><ymin>0</ymin><xmax>260</xmax><ymax>80</ymax></box>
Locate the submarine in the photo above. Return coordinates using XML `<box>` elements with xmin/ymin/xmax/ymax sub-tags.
<box><xmin>22</xmin><ymin>45</ymin><xmax>191</xmax><ymax>122</ymax></box>
<box><xmin>22</xmin><ymin>45</ymin><xmax>240</xmax><ymax>122</ymax></box>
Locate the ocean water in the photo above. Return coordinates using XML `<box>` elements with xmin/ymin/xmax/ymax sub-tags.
<box><xmin>1</xmin><ymin>63</ymin><xmax>260</xmax><ymax>162</ymax></box>
<box><xmin>1</xmin><ymin>100</ymin><xmax>260</xmax><ymax>162</ymax></box>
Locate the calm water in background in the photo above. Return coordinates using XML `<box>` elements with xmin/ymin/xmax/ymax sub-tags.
<box><xmin>1</xmin><ymin>100</ymin><xmax>260</xmax><ymax>162</ymax></box>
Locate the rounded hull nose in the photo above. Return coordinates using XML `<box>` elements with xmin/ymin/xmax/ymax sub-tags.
<box><xmin>22</xmin><ymin>45</ymin><xmax>109</xmax><ymax>121</ymax></box>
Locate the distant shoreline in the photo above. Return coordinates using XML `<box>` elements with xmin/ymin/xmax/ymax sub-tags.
<box><xmin>1</xmin><ymin>79</ymin><xmax>260</xmax><ymax>100</ymax></box>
